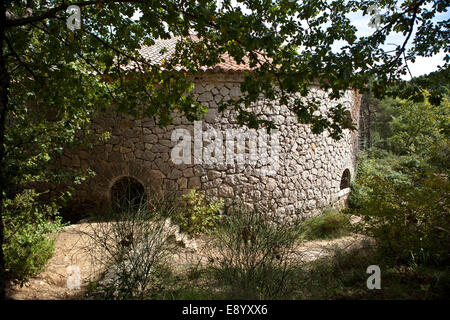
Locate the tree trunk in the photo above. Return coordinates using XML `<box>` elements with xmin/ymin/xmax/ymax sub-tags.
<box><xmin>0</xmin><ymin>0</ymin><xmax>10</xmax><ymax>300</ymax></box>
<box><xmin>360</xmin><ymin>93</ymin><xmax>374</xmax><ymax>150</ymax></box>
<box><xmin>367</xmin><ymin>101</ymin><xmax>372</xmax><ymax>149</ymax></box>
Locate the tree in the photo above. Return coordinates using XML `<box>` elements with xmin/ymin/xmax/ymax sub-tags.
<box><xmin>360</xmin><ymin>67</ymin><xmax>449</xmax><ymax>158</ymax></box>
<box><xmin>0</xmin><ymin>0</ymin><xmax>448</xmax><ymax>299</ymax></box>
<box><xmin>360</xmin><ymin>92</ymin><xmax>378</xmax><ymax>149</ymax></box>
<box><xmin>387</xmin><ymin>95</ymin><xmax>449</xmax><ymax>157</ymax></box>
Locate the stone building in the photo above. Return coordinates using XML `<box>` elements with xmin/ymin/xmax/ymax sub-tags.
<box><xmin>62</xmin><ymin>37</ymin><xmax>361</xmax><ymax>220</ymax></box>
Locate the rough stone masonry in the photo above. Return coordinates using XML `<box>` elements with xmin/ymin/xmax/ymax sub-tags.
<box><xmin>60</xmin><ymin>39</ymin><xmax>361</xmax><ymax>220</ymax></box>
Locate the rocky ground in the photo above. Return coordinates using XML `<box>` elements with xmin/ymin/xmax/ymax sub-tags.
<box><xmin>6</xmin><ymin>222</ymin><xmax>367</xmax><ymax>300</ymax></box>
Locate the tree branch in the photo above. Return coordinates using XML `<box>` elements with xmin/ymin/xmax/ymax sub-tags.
<box><xmin>4</xmin><ymin>36</ymin><xmax>45</xmax><ymax>86</ymax></box>
<box><xmin>5</xmin><ymin>0</ymin><xmax>146</xmax><ymax>28</ymax></box>
<box><xmin>29</xmin><ymin>20</ymin><xmax>116</xmax><ymax>100</ymax></box>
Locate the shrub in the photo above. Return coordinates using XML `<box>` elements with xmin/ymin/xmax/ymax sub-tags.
<box><xmin>175</xmin><ymin>189</ymin><xmax>223</xmax><ymax>236</ymax></box>
<box><xmin>295</xmin><ymin>244</ymin><xmax>450</xmax><ymax>300</ymax></box>
<box><xmin>3</xmin><ymin>189</ymin><xmax>63</xmax><ymax>286</ymax></box>
<box><xmin>207</xmin><ymin>203</ymin><xmax>301</xmax><ymax>299</ymax></box>
<box><xmin>347</xmin><ymin>170</ymin><xmax>449</xmax><ymax>267</ymax></box>
<box><xmin>83</xmin><ymin>192</ymin><xmax>180</xmax><ymax>299</ymax></box>
<box><xmin>299</xmin><ymin>208</ymin><xmax>351</xmax><ymax>240</ymax></box>
<box><xmin>349</xmin><ymin>151</ymin><xmax>430</xmax><ymax>209</ymax></box>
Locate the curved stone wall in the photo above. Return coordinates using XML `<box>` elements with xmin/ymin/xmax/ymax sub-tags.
<box><xmin>63</xmin><ymin>72</ymin><xmax>360</xmax><ymax>219</ymax></box>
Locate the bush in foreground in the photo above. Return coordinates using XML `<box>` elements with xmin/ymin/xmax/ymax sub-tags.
<box><xmin>3</xmin><ymin>189</ymin><xmax>63</xmax><ymax>286</ymax></box>
<box><xmin>348</xmin><ymin>167</ymin><xmax>449</xmax><ymax>267</ymax></box>
<box><xmin>83</xmin><ymin>193</ymin><xmax>180</xmax><ymax>299</ymax></box>
<box><xmin>207</xmin><ymin>203</ymin><xmax>301</xmax><ymax>299</ymax></box>
<box><xmin>174</xmin><ymin>189</ymin><xmax>224</xmax><ymax>236</ymax></box>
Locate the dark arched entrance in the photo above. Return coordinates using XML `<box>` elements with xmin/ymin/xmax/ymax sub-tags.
<box><xmin>110</xmin><ymin>176</ymin><xmax>147</xmax><ymax>212</ymax></box>
<box><xmin>340</xmin><ymin>169</ymin><xmax>351</xmax><ymax>190</ymax></box>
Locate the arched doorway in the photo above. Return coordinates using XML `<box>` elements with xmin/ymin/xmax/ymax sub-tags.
<box><xmin>340</xmin><ymin>169</ymin><xmax>351</xmax><ymax>190</ymax></box>
<box><xmin>110</xmin><ymin>176</ymin><xmax>147</xmax><ymax>212</ymax></box>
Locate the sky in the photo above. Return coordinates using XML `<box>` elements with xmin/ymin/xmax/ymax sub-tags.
<box><xmin>342</xmin><ymin>8</ymin><xmax>449</xmax><ymax>79</ymax></box>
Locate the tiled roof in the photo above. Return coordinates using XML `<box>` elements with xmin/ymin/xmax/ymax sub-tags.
<box><xmin>137</xmin><ymin>35</ymin><xmax>255</xmax><ymax>73</ymax></box>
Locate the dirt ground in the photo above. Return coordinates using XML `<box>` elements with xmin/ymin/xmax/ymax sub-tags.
<box><xmin>6</xmin><ymin>222</ymin><xmax>367</xmax><ymax>300</ymax></box>
<box><xmin>6</xmin><ymin>223</ymin><xmax>103</xmax><ymax>300</ymax></box>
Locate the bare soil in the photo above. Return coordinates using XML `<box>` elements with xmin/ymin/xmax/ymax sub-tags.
<box><xmin>6</xmin><ymin>222</ymin><xmax>367</xmax><ymax>300</ymax></box>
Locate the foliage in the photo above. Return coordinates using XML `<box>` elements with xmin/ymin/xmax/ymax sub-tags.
<box><xmin>298</xmin><ymin>208</ymin><xmax>351</xmax><ymax>241</ymax></box>
<box><xmin>386</xmin><ymin>95</ymin><xmax>449</xmax><ymax>159</ymax></box>
<box><xmin>349</xmin><ymin>151</ymin><xmax>428</xmax><ymax>209</ymax></box>
<box><xmin>348</xmin><ymin>165</ymin><xmax>449</xmax><ymax>267</ymax></box>
<box><xmin>386</xmin><ymin>67</ymin><xmax>450</xmax><ymax>108</ymax></box>
<box><xmin>3</xmin><ymin>189</ymin><xmax>63</xmax><ymax>286</ymax></box>
<box><xmin>351</xmin><ymin>88</ymin><xmax>450</xmax><ymax>267</ymax></box>
<box><xmin>3</xmin><ymin>1</ymin><xmax>449</xmax><ymax>137</ymax></box>
<box><xmin>207</xmin><ymin>203</ymin><xmax>301</xmax><ymax>299</ymax></box>
<box><xmin>82</xmin><ymin>193</ymin><xmax>179</xmax><ymax>300</ymax></box>
<box><xmin>360</xmin><ymin>93</ymin><xmax>449</xmax><ymax>167</ymax></box>
<box><xmin>2</xmin><ymin>83</ymin><xmax>94</xmax><ymax>279</ymax></box>
<box><xmin>175</xmin><ymin>189</ymin><xmax>223</xmax><ymax>235</ymax></box>
<box><xmin>294</xmin><ymin>245</ymin><xmax>450</xmax><ymax>300</ymax></box>
<box><xmin>124</xmin><ymin>242</ymin><xmax>450</xmax><ymax>300</ymax></box>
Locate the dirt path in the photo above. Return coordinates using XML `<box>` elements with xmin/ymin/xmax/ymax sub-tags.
<box><xmin>6</xmin><ymin>223</ymin><xmax>103</xmax><ymax>300</ymax></box>
<box><xmin>6</xmin><ymin>223</ymin><xmax>367</xmax><ymax>300</ymax></box>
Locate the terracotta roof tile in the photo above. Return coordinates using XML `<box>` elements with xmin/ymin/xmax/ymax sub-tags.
<box><xmin>137</xmin><ymin>36</ymin><xmax>254</xmax><ymax>72</ymax></box>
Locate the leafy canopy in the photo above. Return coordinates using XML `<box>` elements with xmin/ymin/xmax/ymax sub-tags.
<box><xmin>4</xmin><ymin>0</ymin><xmax>449</xmax><ymax>139</ymax></box>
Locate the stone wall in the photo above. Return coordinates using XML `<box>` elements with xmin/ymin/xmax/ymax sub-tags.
<box><xmin>62</xmin><ymin>72</ymin><xmax>360</xmax><ymax>219</ymax></box>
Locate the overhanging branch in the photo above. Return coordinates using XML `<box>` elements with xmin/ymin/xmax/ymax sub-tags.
<box><xmin>5</xmin><ymin>0</ymin><xmax>146</xmax><ymax>28</ymax></box>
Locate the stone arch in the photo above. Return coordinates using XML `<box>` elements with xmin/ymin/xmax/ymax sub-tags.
<box><xmin>109</xmin><ymin>176</ymin><xmax>147</xmax><ymax>211</ymax></box>
<box><xmin>87</xmin><ymin>160</ymin><xmax>164</xmax><ymax>211</ymax></box>
<box><xmin>340</xmin><ymin>168</ymin><xmax>351</xmax><ymax>190</ymax></box>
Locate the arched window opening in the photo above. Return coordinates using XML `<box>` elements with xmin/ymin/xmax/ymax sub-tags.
<box><xmin>110</xmin><ymin>176</ymin><xmax>146</xmax><ymax>212</ymax></box>
<box><xmin>340</xmin><ymin>169</ymin><xmax>351</xmax><ymax>190</ymax></box>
